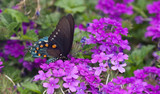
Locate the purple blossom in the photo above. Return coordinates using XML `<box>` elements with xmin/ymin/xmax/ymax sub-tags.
<box><xmin>127</xmin><ymin>79</ymin><xmax>147</xmax><ymax>94</ymax></box>
<box><xmin>101</xmin><ymin>82</ymin><xmax>120</xmax><ymax>93</ymax></box>
<box><xmin>86</xmin><ymin>18</ymin><xmax>130</xmax><ymax>73</ymax></box>
<box><xmin>135</xmin><ymin>16</ymin><xmax>144</xmax><ymax>24</ymax></box>
<box><xmin>134</xmin><ymin>69</ymin><xmax>148</xmax><ymax>79</ymax></box>
<box><xmin>34</xmin><ymin>70</ymin><xmax>52</xmax><ymax>81</ymax></box>
<box><xmin>94</xmin><ymin>63</ymin><xmax>107</xmax><ymax>76</ymax></box>
<box><xmin>52</xmin><ymin>68</ymin><xmax>66</xmax><ymax>77</ymax></box>
<box><xmin>43</xmin><ymin>78</ymin><xmax>60</xmax><ymax>94</ymax></box>
<box><xmin>65</xmin><ymin>66</ymin><xmax>79</xmax><ymax>79</ymax></box>
<box><xmin>22</xmin><ymin>61</ymin><xmax>33</xmax><ymax>71</ymax></box>
<box><xmin>0</xmin><ymin>52</ymin><xmax>8</xmax><ymax>61</ymax></box>
<box><xmin>76</xmin><ymin>82</ymin><xmax>86</xmax><ymax>94</ymax></box>
<box><xmin>145</xmin><ymin>1</ymin><xmax>160</xmax><ymax>40</ymax></box>
<box><xmin>111</xmin><ymin>52</ymin><xmax>128</xmax><ymax>62</ymax></box>
<box><xmin>111</xmin><ymin>60</ymin><xmax>127</xmax><ymax>73</ymax></box>
<box><xmin>63</xmin><ymin>78</ymin><xmax>80</xmax><ymax>92</ymax></box>
<box><xmin>40</xmin><ymin>63</ymin><xmax>51</xmax><ymax>71</ymax></box>
<box><xmin>147</xmin><ymin>1</ymin><xmax>160</xmax><ymax>14</ymax></box>
<box><xmin>91</xmin><ymin>52</ymin><xmax>111</xmax><ymax>63</ymax></box>
<box><xmin>112</xmin><ymin>76</ymin><xmax>126</xmax><ymax>85</ymax></box>
<box><xmin>85</xmin><ymin>75</ymin><xmax>101</xmax><ymax>88</ymax></box>
<box><xmin>0</xmin><ymin>59</ymin><xmax>4</xmax><ymax>71</ymax></box>
<box><xmin>101</xmin><ymin>67</ymin><xmax>160</xmax><ymax>93</ymax></box>
<box><xmin>0</xmin><ymin>9</ymin><xmax>2</xmax><ymax>13</ymax></box>
<box><xmin>96</xmin><ymin>0</ymin><xmax>133</xmax><ymax>20</ymax></box>
<box><xmin>4</xmin><ymin>40</ymin><xmax>25</xmax><ymax>58</ymax></box>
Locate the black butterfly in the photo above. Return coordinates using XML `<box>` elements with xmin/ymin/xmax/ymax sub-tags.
<box><xmin>29</xmin><ymin>14</ymin><xmax>75</xmax><ymax>63</ymax></box>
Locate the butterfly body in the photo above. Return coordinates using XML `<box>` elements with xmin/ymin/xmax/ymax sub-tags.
<box><xmin>29</xmin><ymin>14</ymin><xmax>75</xmax><ymax>63</ymax></box>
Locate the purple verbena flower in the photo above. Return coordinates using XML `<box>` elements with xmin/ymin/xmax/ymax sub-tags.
<box><xmin>4</xmin><ymin>40</ymin><xmax>25</xmax><ymax>58</ymax></box>
<box><xmin>91</xmin><ymin>52</ymin><xmax>111</xmax><ymax>63</ymax></box>
<box><xmin>63</xmin><ymin>78</ymin><xmax>80</xmax><ymax>92</ymax></box>
<box><xmin>43</xmin><ymin>78</ymin><xmax>60</xmax><ymax>94</ymax></box>
<box><xmin>76</xmin><ymin>82</ymin><xmax>86</xmax><ymax>94</ymax></box>
<box><xmin>145</xmin><ymin>1</ymin><xmax>160</xmax><ymax>40</ymax></box>
<box><xmin>34</xmin><ymin>70</ymin><xmax>52</xmax><ymax>81</ymax></box>
<box><xmin>96</xmin><ymin>0</ymin><xmax>134</xmax><ymax>20</ymax></box>
<box><xmin>0</xmin><ymin>59</ymin><xmax>4</xmax><ymax>71</ymax></box>
<box><xmin>0</xmin><ymin>9</ymin><xmax>2</xmax><ymax>13</ymax></box>
<box><xmin>94</xmin><ymin>63</ymin><xmax>107</xmax><ymax>76</ymax></box>
<box><xmin>135</xmin><ymin>16</ymin><xmax>144</xmax><ymax>24</ymax></box>
<box><xmin>111</xmin><ymin>60</ymin><xmax>127</xmax><ymax>73</ymax></box>
<box><xmin>134</xmin><ymin>69</ymin><xmax>148</xmax><ymax>79</ymax></box>
<box><xmin>127</xmin><ymin>79</ymin><xmax>147</xmax><ymax>94</ymax></box>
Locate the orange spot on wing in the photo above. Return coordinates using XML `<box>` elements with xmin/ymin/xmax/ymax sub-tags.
<box><xmin>38</xmin><ymin>53</ymin><xmax>41</xmax><ymax>56</ymax></box>
<box><xmin>40</xmin><ymin>45</ymin><xmax>43</xmax><ymax>48</ymax></box>
<box><xmin>43</xmin><ymin>55</ymin><xmax>47</xmax><ymax>57</ymax></box>
<box><xmin>35</xmin><ymin>50</ymin><xmax>37</xmax><ymax>53</ymax></box>
<box><xmin>52</xmin><ymin>44</ymin><xmax>57</xmax><ymax>48</ymax></box>
<box><xmin>36</xmin><ymin>47</ymin><xmax>39</xmax><ymax>50</ymax></box>
<box><xmin>45</xmin><ymin>44</ymin><xmax>48</xmax><ymax>47</ymax></box>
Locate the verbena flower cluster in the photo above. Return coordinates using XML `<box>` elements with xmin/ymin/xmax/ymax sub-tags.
<box><xmin>86</xmin><ymin>18</ymin><xmax>130</xmax><ymax>73</ymax></box>
<box><xmin>0</xmin><ymin>59</ymin><xmax>4</xmax><ymax>71</ymax></box>
<box><xmin>145</xmin><ymin>1</ymin><xmax>160</xmax><ymax>40</ymax></box>
<box><xmin>34</xmin><ymin>57</ymin><xmax>160</xmax><ymax>94</ymax></box>
<box><xmin>34</xmin><ymin>58</ymin><xmax>99</xmax><ymax>94</ymax></box>
<box><xmin>102</xmin><ymin>66</ymin><xmax>160</xmax><ymax>94</ymax></box>
<box><xmin>96</xmin><ymin>0</ymin><xmax>134</xmax><ymax>20</ymax></box>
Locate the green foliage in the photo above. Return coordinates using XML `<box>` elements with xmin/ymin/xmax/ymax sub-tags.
<box><xmin>125</xmin><ymin>45</ymin><xmax>155</xmax><ymax>77</ymax></box>
<box><xmin>0</xmin><ymin>9</ymin><xmax>28</xmax><ymax>40</ymax></box>
<box><xmin>24</xmin><ymin>52</ymin><xmax>34</xmax><ymax>62</ymax></box>
<box><xmin>55</xmin><ymin>0</ymin><xmax>86</xmax><ymax>13</ymax></box>
<box><xmin>0</xmin><ymin>0</ymin><xmax>160</xmax><ymax>93</ymax></box>
<box><xmin>127</xmin><ymin>45</ymin><xmax>155</xmax><ymax>65</ymax></box>
<box><xmin>20</xmin><ymin>30</ymin><xmax>38</xmax><ymax>41</ymax></box>
<box><xmin>20</xmin><ymin>82</ymin><xmax>42</xmax><ymax>94</ymax></box>
<box><xmin>36</xmin><ymin>12</ymin><xmax>61</xmax><ymax>38</ymax></box>
<box><xmin>3</xmin><ymin>65</ymin><xmax>21</xmax><ymax>83</ymax></box>
<box><xmin>0</xmin><ymin>74</ymin><xmax>17</xmax><ymax>94</ymax></box>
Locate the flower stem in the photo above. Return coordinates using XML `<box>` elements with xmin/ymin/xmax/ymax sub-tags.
<box><xmin>5</xmin><ymin>75</ymin><xmax>15</xmax><ymax>86</ymax></box>
<box><xmin>43</xmin><ymin>90</ymin><xmax>47</xmax><ymax>94</ymax></box>
<box><xmin>130</xmin><ymin>4</ymin><xmax>148</xmax><ymax>18</ymax></box>
<box><xmin>106</xmin><ymin>73</ymin><xmax>110</xmax><ymax>84</ymax></box>
<box><xmin>60</xmin><ymin>87</ymin><xmax>65</xmax><ymax>94</ymax></box>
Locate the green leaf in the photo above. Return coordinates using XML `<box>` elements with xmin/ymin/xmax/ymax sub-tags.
<box><xmin>128</xmin><ymin>45</ymin><xmax>155</xmax><ymax>65</ymax></box>
<box><xmin>17</xmin><ymin>87</ymin><xmax>31</xmax><ymax>94</ymax></box>
<box><xmin>7</xmin><ymin>22</ymin><xmax>19</xmax><ymax>30</ymax></box>
<box><xmin>21</xmin><ymin>82</ymin><xmax>41</xmax><ymax>94</ymax></box>
<box><xmin>24</xmin><ymin>52</ymin><xmax>34</xmax><ymax>62</ymax></box>
<box><xmin>55</xmin><ymin>0</ymin><xmax>86</xmax><ymax>13</ymax></box>
<box><xmin>156</xmin><ymin>51</ymin><xmax>160</xmax><ymax>56</ymax></box>
<box><xmin>21</xmin><ymin>30</ymin><xmax>38</xmax><ymax>41</ymax></box>
<box><xmin>3</xmin><ymin>9</ymin><xmax>29</xmax><ymax>23</ymax></box>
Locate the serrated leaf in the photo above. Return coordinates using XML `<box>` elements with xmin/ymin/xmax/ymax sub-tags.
<box><xmin>7</xmin><ymin>22</ymin><xmax>19</xmax><ymax>30</ymax></box>
<box><xmin>21</xmin><ymin>30</ymin><xmax>38</xmax><ymax>41</ymax></box>
<box><xmin>3</xmin><ymin>9</ymin><xmax>29</xmax><ymax>23</ymax></box>
<box><xmin>0</xmin><ymin>13</ymin><xmax>13</xmax><ymax>26</ymax></box>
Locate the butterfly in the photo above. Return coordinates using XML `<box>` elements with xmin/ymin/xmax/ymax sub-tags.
<box><xmin>29</xmin><ymin>14</ymin><xmax>75</xmax><ymax>63</ymax></box>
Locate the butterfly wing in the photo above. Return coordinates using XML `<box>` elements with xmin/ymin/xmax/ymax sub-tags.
<box><xmin>47</xmin><ymin>14</ymin><xmax>75</xmax><ymax>58</ymax></box>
